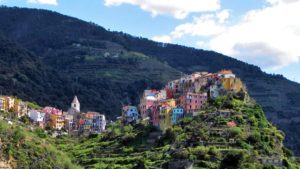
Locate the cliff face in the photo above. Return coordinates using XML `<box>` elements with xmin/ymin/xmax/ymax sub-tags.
<box><xmin>0</xmin><ymin>7</ymin><xmax>300</xmax><ymax>155</ymax></box>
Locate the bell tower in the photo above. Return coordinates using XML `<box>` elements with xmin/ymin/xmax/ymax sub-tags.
<box><xmin>71</xmin><ymin>96</ymin><xmax>80</xmax><ymax>112</ymax></box>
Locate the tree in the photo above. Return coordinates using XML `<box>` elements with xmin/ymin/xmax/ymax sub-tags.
<box><xmin>220</xmin><ymin>151</ymin><xmax>245</xmax><ymax>169</ymax></box>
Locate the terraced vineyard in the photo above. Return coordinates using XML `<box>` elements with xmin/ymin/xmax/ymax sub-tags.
<box><xmin>54</xmin><ymin>95</ymin><xmax>300</xmax><ymax>169</ymax></box>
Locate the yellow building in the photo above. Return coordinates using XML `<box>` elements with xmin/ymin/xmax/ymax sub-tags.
<box><xmin>50</xmin><ymin>114</ymin><xmax>65</xmax><ymax>130</ymax></box>
<box><xmin>159</xmin><ymin>106</ymin><xmax>173</xmax><ymax>131</ymax></box>
<box><xmin>13</xmin><ymin>99</ymin><xmax>28</xmax><ymax>117</ymax></box>
<box><xmin>222</xmin><ymin>77</ymin><xmax>244</xmax><ymax>93</ymax></box>
<box><xmin>159</xmin><ymin>99</ymin><xmax>176</xmax><ymax>131</ymax></box>
<box><xmin>159</xmin><ymin>99</ymin><xmax>176</xmax><ymax>107</ymax></box>
<box><xmin>0</xmin><ymin>96</ymin><xmax>15</xmax><ymax>112</ymax></box>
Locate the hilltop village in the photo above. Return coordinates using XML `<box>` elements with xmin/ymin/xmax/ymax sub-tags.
<box><xmin>0</xmin><ymin>70</ymin><xmax>245</xmax><ymax>135</ymax></box>
<box><xmin>121</xmin><ymin>70</ymin><xmax>246</xmax><ymax>131</ymax></box>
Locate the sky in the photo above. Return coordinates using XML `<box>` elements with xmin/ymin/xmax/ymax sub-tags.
<box><xmin>1</xmin><ymin>0</ymin><xmax>300</xmax><ymax>83</ymax></box>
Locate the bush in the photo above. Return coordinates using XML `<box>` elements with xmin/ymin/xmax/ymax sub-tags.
<box><xmin>172</xmin><ymin>148</ymin><xmax>189</xmax><ymax>159</ymax></box>
<box><xmin>34</xmin><ymin>128</ymin><xmax>47</xmax><ymax>138</ymax></box>
<box><xmin>13</xmin><ymin>127</ymin><xmax>25</xmax><ymax>143</ymax></box>
<box><xmin>283</xmin><ymin>147</ymin><xmax>294</xmax><ymax>158</ymax></box>
<box><xmin>228</xmin><ymin>127</ymin><xmax>242</xmax><ymax>138</ymax></box>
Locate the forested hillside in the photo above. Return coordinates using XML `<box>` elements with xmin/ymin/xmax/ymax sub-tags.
<box><xmin>0</xmin><ymin>7</ymin><xmax>300</xmax><ymax>155</ymax></box>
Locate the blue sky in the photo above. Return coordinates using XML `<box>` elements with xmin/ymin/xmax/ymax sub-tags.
<box><xmin>1</xmin><ymin>0</ymin><xmax>300</xmax><ymax>83</ymax></box>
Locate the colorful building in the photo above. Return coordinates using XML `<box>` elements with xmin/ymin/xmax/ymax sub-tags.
<box><xmin>42</xmin><ymin>107</ymin><xmax>64</xmax><ymax>130</ymax></box>
<box><xmin>159</xmin><ymin>99</ymin><xmax>176</xmax><ymax>131</ymax></box>
<box><xmin>180</xmin><ymin>92</ymin><xmax>207</xmax><ymax>113</ymax></box>
<box><xmin>50</xmin><ymin>111</ymin><xmax>64</xmax><ymax>130</ymax></box>
<box><xmin>28</xmin><ymin>110</ymin><xmax>45</xmax><ymax>128</ymax></box>
<box><xmin>139</xmin><ymin>90</ymin><xmax>158</xmax><ymax>119</ymax></box>
<box><xmin>156</xmin><ymin>90</ymin><xmax>167</xmax><ymax>100</ymax></box>
<box><xmin>64</xmin><ymin>114</ymin><xmax>74</xmax><ymax>131</ymax></box>
<box><xmin>171</xmin><ymin>107</ymin><xmax>184</xmax><ymax>124</ymax></box>
<box><xmin>221</xmin><ymin>77</ymin><xmax>243</xmax><ymax>93</ymax></box>
<box><xmin>15</xmin><ymin>101</ymin><xmax>28</xmax><ymax>118</ymax></box>
<box><xmin>82</xmin><ymin>112</ymin><xmax>106</xmax><ymax>132</ymax></box>
<box><xmin>122</xmin><ymin>106</ymin><xmax>139</xmax><ymax>123</ymax></box>
<box><xmin>148</xmin><ymin>105</ymin><xmax>160</xmax><ymax>127</ymax></box>
<box><xmin>0</xmin><ymin>96</ymin><xmax>15</xmax><ymax>112</ymax></box>
<box><xmin>166</xmin><ymin>80</ymin><xmax>180</xmax><ymax>93</ymax></box>
<box><xmin>159</xmin><ymin>104</ymin><xmax>173</xmax><ymax>131</ymax></box>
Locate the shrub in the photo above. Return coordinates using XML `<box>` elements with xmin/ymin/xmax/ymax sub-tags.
<box><xmin>34</xmin><ymin>128</ymin><xmax>47</xmax><ymax>138</ymax></box>
<box><xmin>172</xmin><ymin>148</ymin><xmax>189</xmax><ymax>159</ymax></box>
<box><xmin>228</xmin><ymin>127</ymin><xmax>242</xmax><ymax>138</ymax></box>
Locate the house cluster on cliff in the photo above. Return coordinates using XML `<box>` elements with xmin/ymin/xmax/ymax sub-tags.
<box><xmin>121</xmin><ymin>70</ymin><xmax>246</xmax><ymax>131</ymax></box>
<box><xmin>30</xmin><ymin>96</ymin><xmax>106</xmax><ymax>134</ymax></box>
<box><xmin>0</xmin><ymin>95</ymin><xmax>106</xmax><ymax>134</ymax></box>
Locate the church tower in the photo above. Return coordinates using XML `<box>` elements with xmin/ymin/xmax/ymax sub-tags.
<box><xmin>71</xmin><ymin>96</ymin><xmax>80</xmax><ymax>112</ymax></box>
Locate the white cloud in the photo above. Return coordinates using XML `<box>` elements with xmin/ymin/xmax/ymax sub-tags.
<box><xmin>266</xmin><ymin>0</ymin><xmax>299</xmax><ymax>5</ymax></box>
<box><xmin>208</xmin><ymin>0</ymin><xmax>300</xmax><ymax>69</ymax></box>
<box><xmin>216</xmin><ymin>9</ymin><xmax>230</xmax><ymax>23</ymax></box>
<box><xmin>104</xmin><ymin>0</ymin><xmax>220</xmax><ymax>19</ymax></box>
<box><xmin>170</xmin><ymin>11</ymin><xmax>228</xmax><ymax>38</ymax></box>
<box><xmin>27</xmin><ymin>0</ymin><xmax>58</xmax><ymax>5</ymax></box>
<box><xmin>196</xmin><ymin>41</ymin><xmax>206</xmax><ymax>48</ymax></box>
<box><xmin>152</xmin><ymin>35</ymin><xmax>171</xmax><ymax>43</ymax></box>
<box><xmin>151</xmin><ymin>10</ymin><xmax>229</xmax><ymax>44</ymax></box>
<box><xmin>153</xmin><ymin>0</ymin><xmax>300</xmax><ymax>69</ymax></box>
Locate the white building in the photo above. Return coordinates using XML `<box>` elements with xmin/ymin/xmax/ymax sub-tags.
<box><xmin>210</xmin><ymin>84</ymin><xmax>221</xmax><ymax>99</ymax></box>
<box><xmin>0</xmin><ymin>97</ymin><xmax>5</xmax><ymax>111</ymax></box>
<box><xmin>28</xmin><ymin>110</ymin><xmax>45</xmax><ymax>123</ymax></box>
<box><xmin>98</xmin><ymin>114</ymin><xmax>106</xmax><ymax>132</ymax></box>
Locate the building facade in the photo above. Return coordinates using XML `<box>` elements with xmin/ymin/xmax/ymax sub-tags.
<box><xmin>180</xmin><ymin>92</ymin><xmax>207</xmax><ymax>113</ymax></box>
<box><xmin>122</xmin><ymin>106</ymin><xmax>139</xmax><ymax>123</ymax></box>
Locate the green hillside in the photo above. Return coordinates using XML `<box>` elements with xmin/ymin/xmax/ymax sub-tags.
<box><xmin>0</xmin><ymin>118</ymin><xmax>81</xmax><ymax>169</ymax></box>
<box><xmin>54</xmin><ymin>95</ymin><xmax>300</xmax><ymax>169</ymax></box>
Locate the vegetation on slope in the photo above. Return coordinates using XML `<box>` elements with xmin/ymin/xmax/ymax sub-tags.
<box><xmin>55</xmin><ymin>95</ymin><xmax>300</xmax><ymax>169</ymax></box>
<box><xmin>0</xmin><ymin>118</ymin><xmax>81</xmax><ymax>169</ymax></box>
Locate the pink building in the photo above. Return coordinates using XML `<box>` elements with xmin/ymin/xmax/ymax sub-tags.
<box><xmin>148</xmin><ymin>105</ymin><xmax>160</xmax><ymax>127</ymax></box>
<box><xmin>42</xmin><ymin>107</ymin><xmax>62</xmax><ymax>121</ymax></box>
<box><xmin>180</xmin><ymin>92</ymin><xmax>208</xmax><ymax>113</ymax></box>
<box><xmin>139</xmin><ymin>90</ymin><xmax>158</xmax><ymax>119</ymax></box>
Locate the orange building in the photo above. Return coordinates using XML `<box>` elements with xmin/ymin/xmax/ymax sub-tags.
<box><xmin>221</xmin><ymin>77</ymin><xmax>243</xmax><ymax>93</ymax></box>
<box><xmin>50</xmin><ymin>113</ymin><xmax>65</xmax><ymax>130</ymax></box>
